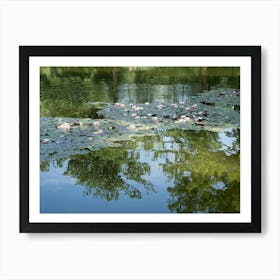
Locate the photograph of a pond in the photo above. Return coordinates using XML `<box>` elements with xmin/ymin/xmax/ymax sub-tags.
<box><xmin>40</xmin><ymin>66</ymin><xmax>240</xmax><ymax>214</ymax></box>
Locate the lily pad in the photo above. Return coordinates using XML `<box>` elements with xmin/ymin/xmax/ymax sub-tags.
<box><xmin>40</xmin><ymin>90</ymin><xmax>240</xmax><ymax>161</ymax></box>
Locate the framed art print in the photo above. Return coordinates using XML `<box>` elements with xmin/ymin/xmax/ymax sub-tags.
<box><xmin>19</xmin><ymin>46</ymin><xmax>261</xmax><ymax>233</ymax></box>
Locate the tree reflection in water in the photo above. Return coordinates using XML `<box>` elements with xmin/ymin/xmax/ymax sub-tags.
<box><xmin>40</xmin><ymin>128</ymin><xmax>240</xmax><ymax>213</ymax></box>
<box><xmin>161</xmin><ymin>129</ymin><xmax>240</xmax><ymax>213</ymax></box>
<box><xmin>64</xmin><ymin>145</ymin><xmax>154</xmax><ymax>201</ymax></box>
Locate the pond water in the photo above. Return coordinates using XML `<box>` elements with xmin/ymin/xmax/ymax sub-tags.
<box><xmin>40</xmin><ymin>67</ymin><xmax>240</xmax><ymax>213</ymax></box>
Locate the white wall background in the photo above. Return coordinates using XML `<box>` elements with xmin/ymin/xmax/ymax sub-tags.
<box><xmin>0</xmin><ymin>0</ymin><xmax>279</xmax><ymax>279</ymax></box>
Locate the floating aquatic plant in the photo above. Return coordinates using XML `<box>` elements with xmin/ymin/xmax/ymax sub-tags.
<box><xmin>40</xmin><ymin>90</ymin><xmax>240</xmax><ymax>161</ymax></box>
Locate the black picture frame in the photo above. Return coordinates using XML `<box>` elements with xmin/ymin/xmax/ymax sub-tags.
<box><xmin>20</xmin><ymin>46</ymin><xmax>261</xmax><ymax>233</ymax></box>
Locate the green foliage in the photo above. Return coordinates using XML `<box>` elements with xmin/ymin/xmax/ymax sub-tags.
<box><xmin>63</xmin><ymin>146</ymin><xmax>154</xmax><ymax>201</ymax></box>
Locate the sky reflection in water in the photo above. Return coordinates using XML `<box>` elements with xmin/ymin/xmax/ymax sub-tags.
<box><xmin>40</xmin><ymin>129</ymin><xmax>240</xmax><ymax>213</ymax></box>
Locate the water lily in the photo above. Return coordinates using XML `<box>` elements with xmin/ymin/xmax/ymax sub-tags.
<box><xmin>114</xmin><ymin>102</ymin><xmax>125</xmax><ymax>108</ymax></box>
<box><xmin>152</xmin><ymin>116</ymin><xmax>158</xmax><ymax>123</ymax></box>
<box><xmin>156</xmin><ymin>104</ymin><xmax>165</xmax><ymax>110</ymax></box>
<box><xmin>93</xmin><ymin>121</ymin><xmax>100</xmax><ymax>127</ymax></box>
<box><xmin>57</xmin><ymin>122</ymin><xmax>70</xmax><ymax>131</ymax></box>
<box><xmin>93</xmin><ymin>129</ymin><xmax>103</xmax><ymax>135</ymax></box>
<box><xmin>127</xmin><ymin>124</ymin><xmax>136</xmax><ymax>130</ymax></box>
<box><xmin>175</xmin><ymin>119</ymin><xmax>187</xmax><ymax>124</ymax></box>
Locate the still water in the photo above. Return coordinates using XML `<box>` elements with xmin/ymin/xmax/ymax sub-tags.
<box><xmin>40</xmin><ymin>67</ymin><xmax>240</xmax><ymax>213</ymax></box>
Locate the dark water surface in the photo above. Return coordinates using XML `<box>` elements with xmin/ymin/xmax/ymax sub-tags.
<box><xmin>40</xmin><ymin>67</ymin><xmax>240</xmax><ymax>213</ymax></box>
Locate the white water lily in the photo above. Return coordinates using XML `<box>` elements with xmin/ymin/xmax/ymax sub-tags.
<box><xmin>93</xmin><ymin>121</ymin><xmax>101</xmax><ymax>127</ymax></box>
<box><xmin>57</xmin><ymin>122</ymin><xmax>70</xmax><ymax>131</ymax></box>
<box><xmin>127</xmin><ymin>124</ymin><xmax>136</xmax><ymax>130</ymax></box>
<box><xmin>93</xmin><ymin>129</ymin><xmax>103</xmax><ymax>135</ymax></box>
